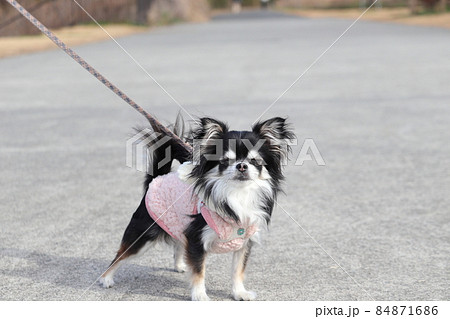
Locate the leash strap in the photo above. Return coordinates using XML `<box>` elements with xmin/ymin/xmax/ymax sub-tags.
<box><xmin>5</xmin><ymin>0</ymin><xmax>192</xmax><ymax>153</ymax></box>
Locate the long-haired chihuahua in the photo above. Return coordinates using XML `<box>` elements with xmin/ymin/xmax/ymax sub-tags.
<box><xmin>100</xmin><ymin>116</ymin><xmax>294</xmax><ymax>300</ymax></box>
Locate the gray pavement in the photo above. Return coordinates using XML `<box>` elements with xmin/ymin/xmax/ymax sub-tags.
<box><xmin>0</xmin><ymin>10</ymin><xmax>449</xmax><ymax>301</ymax></box>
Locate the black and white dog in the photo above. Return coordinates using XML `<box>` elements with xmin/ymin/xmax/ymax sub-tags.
<box><xmin>100</xmin><ymin>117</ymin><xmax>294</xmax><ymax>300</ymax></box>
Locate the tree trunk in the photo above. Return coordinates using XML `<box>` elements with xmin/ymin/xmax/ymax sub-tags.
<box><xmin>437</xmin><ymin>0</ymin><xmax>447</xmax><ymax>12</ymax></box>
<box><xmin>409</xmin><ymin>0</ymin><xmax>419</xmax><ymax>14</ymax></box>
<box><xmin>137</xmin><ymin>0</ymin><xmax>153</xmax><ymax>24</ymax></box>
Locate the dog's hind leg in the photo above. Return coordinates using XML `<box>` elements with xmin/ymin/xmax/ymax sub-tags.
<box><xmin>174</xmin><ymin>242</ymin><xmax>187</xmax><ymax>273</ymax></box>
<box><xmin>100</xmin><ymin>197</ymin><xmax>168</xmax><ymax>288</ymax></box>
<box><xmin>99</xmin><ymin>240</ymin><xmax>149</xmax><ymax>288</ymax></box>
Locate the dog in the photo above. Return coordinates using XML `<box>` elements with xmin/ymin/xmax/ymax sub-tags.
<box><xmin>100</xmin><ymin>116</ymin><xmax>294</xmax><ymax>300</ymax></box>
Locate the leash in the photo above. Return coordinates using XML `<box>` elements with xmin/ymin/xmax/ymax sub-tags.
<box><xmin>4</xmin><ymin>0</ymin><xmax>192</xmax><ymax>153</ymax></box>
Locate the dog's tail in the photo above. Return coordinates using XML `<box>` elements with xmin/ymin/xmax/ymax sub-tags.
<box><xmin>137</xmin><ymin>113</ymin><xmax>192</xmax><ymax>192</ymax></box>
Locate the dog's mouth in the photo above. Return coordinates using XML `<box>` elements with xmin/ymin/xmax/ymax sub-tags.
<box><xmin>234</xmin><ymin>174</ymin><xmax>250</xmax><ymax>181</ymax></box>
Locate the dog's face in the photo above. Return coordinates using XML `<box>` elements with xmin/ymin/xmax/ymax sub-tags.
<box><xmin>190</xmin><ymin>117</ymin><xmax>293</xmax><ymax>184</ymax></box>
<box><xmin>179</xmin><ymin>117</ymin><xmax>294</xmax><ymax>223</ymax></box>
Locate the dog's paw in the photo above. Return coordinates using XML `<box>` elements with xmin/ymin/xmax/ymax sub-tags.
<box><xmin>233</xmin><ymin>290</ymin><xmax>257</xmax><ymax>301</ymax></box>
<box><xmin>175</xmin><ymin>263</ymin><xmax>187</xmax><ymax>273</ymax></box>
<box><xmin>99</xmin><ymin>276</ymin><xmax>115</xmax><ymax>288</ymax></box>
<box><xmin>192</xmin><ymin>293</ymin><xmax>211</xmax><ymax>301</ymax></box>
<box><xmin>191</xmin><ymin>287</ymin><xmax>210</xmax><ymax>301</ymax></box>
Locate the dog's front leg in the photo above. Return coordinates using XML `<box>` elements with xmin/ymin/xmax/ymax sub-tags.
<box><xmin>189</xmin><ymin>257</ymin><xmax>208</xmax><ymax>301</ymax></box>
<box><xmin>232</xmin><ymin>240</ymin><xmax>256</xmax><ymax>301</ymax></box>
<box><xmin>185</xmin><ymin>233</ymin><xmax>209</xmax><ymax>301</ymax></box>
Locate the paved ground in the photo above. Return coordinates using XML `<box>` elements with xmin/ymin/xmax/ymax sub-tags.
<box><xmin>0</xmin><ymin>10</ymin><xmax>449</xmax><ymax>301</ymax></box>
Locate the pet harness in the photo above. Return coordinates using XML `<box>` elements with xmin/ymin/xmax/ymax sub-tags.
<box><xmin>145</xmin><ymin>172</ymin><xmax>258</xmax><ymax>253</ymax></box>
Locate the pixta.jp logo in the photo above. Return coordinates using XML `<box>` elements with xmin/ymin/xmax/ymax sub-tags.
<box><xmin>126</xmin><ymin>130</ymin><xmax>325</xmax><ymax>174</ymax></box>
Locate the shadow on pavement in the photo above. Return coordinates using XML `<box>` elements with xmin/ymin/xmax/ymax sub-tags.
<box><xmin>0</xmin><ymin>247</ymin><xmax>229</xmax><ymax>300</ymax></box>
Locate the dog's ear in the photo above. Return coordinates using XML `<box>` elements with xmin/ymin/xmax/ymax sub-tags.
<box><xmin>193</xmin><ymin>117</ymin><xmax>228</xmax><ymax>141</ymax></box>
<box><xmin>252</xmin><ymin>117</ymin><xmax>295</xmax><ymax>160</ymax></box>
<box><xmin>252</xmin><ymin>117</ymin><xmax>294</xmax><ymax>141</ymax></box>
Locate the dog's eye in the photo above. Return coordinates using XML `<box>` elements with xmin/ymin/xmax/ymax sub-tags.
<box><xmin>219</xmin><ymin>158</ymin><xmax>229</xmax><ymax>166</ymax></box>
<box><xmin>249</xmin><ymin>158</ymin><xmax>262</xmax><ymax>167</ymax></box>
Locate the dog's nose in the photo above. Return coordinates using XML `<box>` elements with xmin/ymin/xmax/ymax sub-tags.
<box><xmin>236</xmin><ymin>163</ymin><xmax>248</xmax><ymax>173</ymax></box>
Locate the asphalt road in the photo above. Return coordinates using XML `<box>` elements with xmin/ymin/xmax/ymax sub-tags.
<box><xmin>0</xmin><ymin>10</ymin><xmax>449</xmax><ymax>301</ymax></box>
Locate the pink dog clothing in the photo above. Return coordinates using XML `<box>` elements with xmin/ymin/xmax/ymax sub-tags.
<box><xmin>145</xmin><ymin>172</ymin><xmax>258</xmax><ymax>253</ymax></box>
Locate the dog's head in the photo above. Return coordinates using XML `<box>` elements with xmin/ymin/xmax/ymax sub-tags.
<box><xmin>178</xmin><ymin>117</ymin><xmax>294</xmax><ymax>223</ymax></box>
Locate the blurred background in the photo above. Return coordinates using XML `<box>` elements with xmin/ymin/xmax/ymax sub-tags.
<box><xmin>1</xmin><ymin>0</ymin><xmax>448</xmax><ymax>37</ymax></box>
